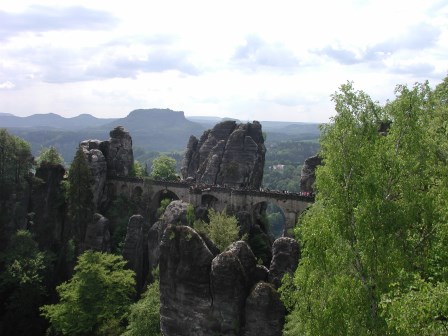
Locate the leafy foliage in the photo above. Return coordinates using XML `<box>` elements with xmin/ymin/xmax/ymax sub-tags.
<box><xmin>263</xmin><ymin>140</ymin><xmax>319</xmax><ymax>191</ymax></box>
<box><xmin>282</xmin><ymin>79</ymin><xmax>448</xmax><ymax>335</ymax></box>
<box><xmin>36</xmin><ymin>146</ymin><xmax>64</xmax><ymax>166</ymax></box>
<box><xmin>150</xmin><ymin>155</ymin><xmax>177</xmax><ymax>181</ymax></box>
<box><xmin>194</xmin><ymin>209</ymin><xmax>239</xmax><ymax>251</ymax></box>
<box><xmin>41</xmin><ymin>251</ymin><xmax>135</xmax><ymax>336</ymax></box>
<box><xmin>124</xmin><ymin>279</ymin><xmax>161</xmax><ymax>336</ymax></box>
<box><xmin>0</xmin><ymin>230</ymin><xmax>48</xmax><ymax>335</ymax></box>
<box><xmin>130</xmin><ymin>160</ymin><xmax>147</xmax><ymax>177</ymax></box>
<box><xmin>156</xmin><ymin>198</ymin><xmax>172</xmax><ymax>219</ymax></box>
<box><xmin>0</xmin><ymin>129</ymin><xmax>33</xmax><ymax>193</ymax></box>
<box><xmin>380</xmin><ymin>277</ymin><xmax>448</xmax><ymax>335</ymax></box>
<box><xmin>105</xmin><ymin>194</ymin><xmax>138</xmax><ymax>253</ymax></box>
<box><xmin>67</xmin><ymin>147</ymin><xmax>94</xmax><ymax>244</ymax></box>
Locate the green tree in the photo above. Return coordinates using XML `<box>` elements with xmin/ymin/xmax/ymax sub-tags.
<box><xmin>156</xmin><ymin>198</ymin><xmax>172</xmax><ymax>218</ymax></box>
<box><xmin>36</xmin><ymin>146</ymin><xmax>64</xmax><ymax>166</ymax></box>
<box><xmin>150</xmin><ymin>155</ymin><xmax>177</xmax><ymax>181</ymax></box>
<box><xmin>0</xmin><ymin>230</ymin><xmax>48</xmax><ymax>336</ymax></box>
<box><xmin>0</xmin><ymin>129</ymin><xmax>33</xmax><ymax>196</ymax></box>
<box><xmin>0</xmin><ymin>130</ymin><xmax>33</xmax><ymax>251</ymax></box>
<box><xmin>105</xmin><ymin>195</ymin><xmax>138</xmax><ymax>253</ymax></box>
<box><xmin>130</xmin><ymin>160</ymin><xmax>147</xmax><ymax>177</ymax></box>
<box><xmin>380</xmin><ymin>277</ymin><xmax>448</xmax><ymax>335</ymax></box>
<box><xmin>194</xmin><ymin>209</ymin><xmax>239</xmax><ymax>251</ymax></box>
<box><xmin>68</xmin><ymin>147</ymin><xmax>94</xmax><ymax>244</ymax></box>
<box><xmin>282</xmin><ymin>80</ymin><xmax>448</xmax><ymax>335</ymax></box>
<box><xmin>124</xmin><ymin>279</ymin><xmax>161</xmax><ymax>336</ymax></box>
<box><xmin>41</xmin><ymin>251</ymin><xmax>135</xmax><ymax>336</ymax></box>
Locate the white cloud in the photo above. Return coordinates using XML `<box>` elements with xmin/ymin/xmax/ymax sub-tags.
<box><xmin>0</xmin><ymin>0</ymin><xmax>446</xmax><ymax>122</ymax></box>
<box><xmin>0</xmin><ymin>81</ymin><xmax>15</xmax><ymax>89</ymax></box>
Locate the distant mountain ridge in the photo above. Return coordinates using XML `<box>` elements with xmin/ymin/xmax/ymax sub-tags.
<box><xmin>0</xmin><ymin>112</ymin><xmax>117</xmax><ymax>130</ymax></box>
<box><xmin>2</xmin><ymin>109</ymin><xmax>321</xmax><ymax>162</ymax></box>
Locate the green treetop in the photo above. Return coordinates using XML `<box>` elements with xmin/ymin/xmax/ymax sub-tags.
<box><xmin>150</xmin><ymin>155</ymin><xmax>177</xmax><ymax>181</ymax></box>
<box><xmin>41</xmin><ymin>251</ymin><xmax>136</xmax><ymax>336</ymax></box>
<box><xmin>36</xmin><ymin>146</ymin><xmax>64</xmax><ymax>166</ymax></box>
<box><xmin>67</xmin><ymin>147</ymin><xmax>94</xmax><ymax>244</ymax></box>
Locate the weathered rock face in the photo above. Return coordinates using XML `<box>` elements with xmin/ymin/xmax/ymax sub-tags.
<box><xmin>268</xmin><ymin>237</ymin><xmax>300</xmax><ymax>288</ymax></box>
<box><xmin>181</xmin><ymin>120</ymin><xmax>266</xmax><ymax>188</ymax></box>
<box><xmin>147</xmin><ymin>200</ymin><xmax>191</xmax><ymax>277</ymax></box>
<box><xmin>106</xmin><ymin>126</ymin><xmax>134</xmax><ymax>177</ymax></box>
<box><xmin>159</xmin><ymin>225</ymin><xmax>216</xmax><ymax>336</ymax></box>
<box><xmin>300</xmin><ymin>154</ymin><xmax>322</xmax><ymax>192</ymax></box>
<box><xmin>211</xmin><ymin>251</ymin><xmax>247</xmax><ymax>336</ymax></box>
<box><xmin>161</xmin><ymin>200</ymin><xmax>190</xmax><ymax>226</ymax></box>
<box><xmin>158</xmin><ymin>224</ymin><xmax>292</xmax><ymax>336</ymax></box>
<box><xmin>31</xmin><ymin>163</ymin><xmax>66</xmax><ymax>249</ymax></box>
<box><xmin>80</xmin><ymin>140</ymin><xmax>108</xmax><ymax>208</ymax></box>
<box><xmin>122</xmin><ymin>215</ymin><xmax>150</xmax><ymax>292</ymax></box>
<box><xmin>82</xmin><ymin>213</ymin><xmax>111</xmax><ymax>252</ymax></box>
<box><xmin>244</xmin><ymin>282</ymin><xmax>286</xmax><ymax>336</ymax></box>
<box><xmin>226</xmin><ymin>241</ymin><xmax>257</xmax><ymax>289</ymax></box>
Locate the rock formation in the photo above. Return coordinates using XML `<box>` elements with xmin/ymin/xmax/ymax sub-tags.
<box><xmin>300</xmin><ymin>154</ymin><xmax>322</xmax><ymax>192</ymax></box>
<box><xmin>211</xmin><ymin>251</ymin><xmax>247</xmax><ymax>335</ymax></box>
<box><xmin>268</xmin><ymin>237</ymin><xmax>300</xmax><ymax>288</ymax></box>
<box><xmin>79</xmin><ymin>126</ymin><xmax>134</xmax><ymax>209</ymax></box>
<box><xmin>181</xmin><ymin>120</ymin><xmax>266</xmax><ymax>188</ymax></box>
<box><xmin>82</xmin><ymin>213</ymin><xmax>111</xmax><ymax>252</ymax></box>
<box><xmin>122</xmin><ymin>214</ymin><xmax>150</xmax><ymax>292</ymax></box>
<box><xmin>159</xmin><ymin>226</ymin><xmax>296</xmax><ymax>336</ymax></box>
<box><xmin>80</xmin><ymin>140</ymin><xmax>108</xmax><ymax>208</ymax></box>
<box><xmin>30</xmin><ymin>163</ymin><xmax>66</xmax><ymax>249</ymax></box>
<box><xmin>147</xmin><ymin>200</ymin><xmax>191</xmax><ymax>278</ymax></box>
<box><xmin>106</xmin><ymin>126</ymin><xmax>134</xmax><ymax>177</ymax></box>
<box><xmin>159</xmin><ymin>225</ymin><xmax>215</xmax><ymax>336</ymax></box>
<box><xmin>243</xmin><ymin>282</ymin><xmax>286</xmax><ymax>336</ymax></box>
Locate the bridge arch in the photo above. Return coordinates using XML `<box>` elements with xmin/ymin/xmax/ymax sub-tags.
<box><xmin>153</xmin><ymin>189</ymin><xmax>179</xmax><ymax>206</ymax></box>
<box><xmin>252</xmin><ymin>201</ymin><xmax>287</xmax><ymax>238</ymax></box>
<box><xmin>201</xmin><ymin>194</ymin><xmax>218</xmax><ymax>208</ymax></box>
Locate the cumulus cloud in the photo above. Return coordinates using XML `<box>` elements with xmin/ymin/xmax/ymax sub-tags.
<box><xmin>0</xmin><ymin>5</ymin><xmax>118</xmax><ymax>39</ymax></box>
<box><xmin>86</xmin><ymin>50</ymin><xmax>199</xmax><ymax>80</ymax></box>
<box><xmin>0</xmin><ymin>81</ymin><xmax>15</xmax><ymax>89</ymax></box>
<box><xmin>390</xmin><ymin>62</ymin><xmax>435</xmax><ymax>76</ymax></box>
<box><xmin>371</xmin><ymin>22</ymin><xmax>441</xmax><ymax>54</ymax></box>
<box><xmin>5</xmin><ymin>43</ymin><xmax>199</xmax><ymax>83</ymax></box>
<box><xmin>233</xmin><ymin>35</ymin><xmax>299</xmax><ymax>71</ymax></box>
<box><xmin>316</xmin><ymin>22</ymin><xmax>442</xmax><ymax>66</ymax></box>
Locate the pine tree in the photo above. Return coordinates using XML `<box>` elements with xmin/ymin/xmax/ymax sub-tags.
<box><xmin>67</xmin><ymin>147</ymin><xmax>94</xmax><ymax>245</ymax></box>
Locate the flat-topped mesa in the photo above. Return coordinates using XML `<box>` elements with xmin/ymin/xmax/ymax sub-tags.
<box><xmin>181</xmin><ymin>120</ymin><xmax>266</xmax><ymax>189</ymax></box>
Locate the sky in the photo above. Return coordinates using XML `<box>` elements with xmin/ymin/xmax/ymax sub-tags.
<box><xmin>0</xmin><ymin>0</ymin><xmax>447</xmax><ymax>122</ymax></box>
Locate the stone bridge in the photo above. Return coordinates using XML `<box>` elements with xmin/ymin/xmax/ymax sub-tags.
<box><xmin>107</xmin><ymin>177</ymin><xmax>314</xmax><ymax>233</ymax></box>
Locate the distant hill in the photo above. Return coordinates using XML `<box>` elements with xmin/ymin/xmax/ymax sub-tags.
<box><xmin>0</xmin><ymin>113</ymin><xmax>116</xmax><ymax>129</ymax></box>
<box><xmin>99</xmin><ymin>109</ymin><xmax>206</xmax><ymax>153</ymax></box>
<box><xmin>4</xmin><ymin>109</ymin><xmax>206</xmax><ymax>162</ymax></box>
<box><xmin>3</xmin><ymin>110</ymin><xmax>322</xmax><ymax>163</ymax></box>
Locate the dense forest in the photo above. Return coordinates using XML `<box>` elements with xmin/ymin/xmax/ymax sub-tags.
<box><xmin>0</xmin><ymin>75</ymin><xmax>447</xmax><ymax>335</ymax></box>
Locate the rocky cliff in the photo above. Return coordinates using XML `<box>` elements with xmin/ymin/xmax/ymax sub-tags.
<box><xmin>300</xmin><ymin>154</ymin><xmax>322</xmax><ymax>192</ymax></box>
<box><xmin>181</xmin><ymin>120</ymin><xmax>266</xmax><ymax>189</ymax></box>
<box><xmin>80</xmin><ymin>126</ymin><xmax>134</xmax><ymax>209</ymax></box>
<box><xmin>154</xmin><ymin>199</ymin><xmax>300</xmax><ymax>336</ymax></box>
<box><xmin>159</xmin><ymin>222</ymin><xmax>300</xmax><ymax>336</ymax></box>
